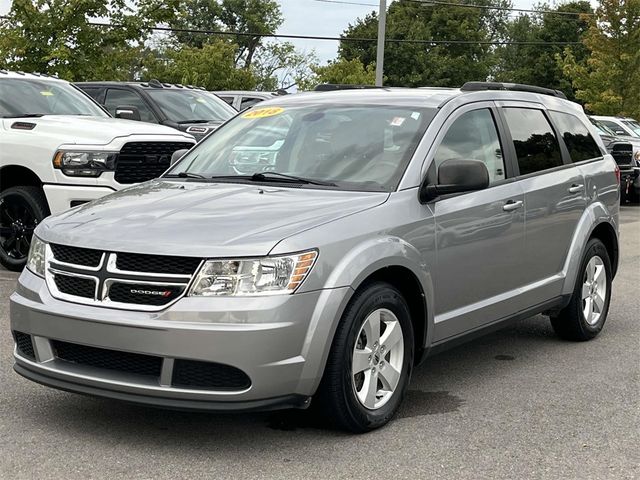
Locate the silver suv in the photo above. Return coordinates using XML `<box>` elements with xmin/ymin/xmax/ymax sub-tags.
<box><xmin>11</xmin><ymin>83</ymin><xmax>620</xmax><ymax>432</ymax></box>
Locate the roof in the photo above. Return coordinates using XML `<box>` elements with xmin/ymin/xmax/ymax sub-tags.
<box><xmin>254</xmin><ymin>84</ymin><xmax>582</xmax><ymax>114</ymax></box>
<box><xmin>212</xmin><ymin>91</ymin><xmax>281</xmax><ymax>98</ymax></box>
<box><xmin>76</xmin><ymin>80</ymin><xmax>206</xmax><ymax>91</ymax></box>
<box><xmin>0</xmin><ymin>70</ymin><xmax>65</xmax><ymax>82</ymax></box>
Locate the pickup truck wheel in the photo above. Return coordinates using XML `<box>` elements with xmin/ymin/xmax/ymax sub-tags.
<box><xmin>0</xmin><ymin>186</ymin><xmax>50</xmax><ymax>271</ymax></box>
<box><xmin>550</xmin><ymin>238</ymin><xmax>612</xmax><ymax>341</ymax></box>
<box><xmin>315</xmin><ymin>282</ymin><xmax>414</xmax><ymax>432</ymax></box>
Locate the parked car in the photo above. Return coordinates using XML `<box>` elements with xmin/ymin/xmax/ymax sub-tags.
<box><xmin>590</xmin><ymin>115</ymin><xmax>640</xmax><ymax>139</ymax></box>
<box><xmin>212</xmin><ymin>90</ymin><xmax>288</xmax><ymax>111</ymax></box>
<box><xmin>77</xmin><ymin>80</ymin><xmax>236</xmax><ymax>141</ymax></box>
<box><xmin>590</xmin><ymin>117</ymin><xmax>640</xmax><ymax>202</ymax></box>
<box><xmin>0</xmin><ymin>71</ymin><xmax>196</xmax><ymax>271</ymax></box>
<box><xmin>12</xmin><ymin>82</ymin><xmax>619</xmax><ymax>432</ymax></box>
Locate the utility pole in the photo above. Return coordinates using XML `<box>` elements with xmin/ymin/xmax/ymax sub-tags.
<box><xmin>375</xmin><ymin>0</ymin><xmax>386</xmax><ymax>86</ymax></box>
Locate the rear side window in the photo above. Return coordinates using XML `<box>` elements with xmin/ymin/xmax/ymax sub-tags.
<box><xmin>549</xmin><ymin>111</ymin><xmax>602</xmax><ymax>162</ymax></box>
<box><xmin>240</xmin><ymin>96</ymin><xmax>263</xmax><ymax>110</ymax></box>
<box><xmin>503</xmin><ymin>108</ymin><xmax>563</xmax><ymax>175</ymax></box>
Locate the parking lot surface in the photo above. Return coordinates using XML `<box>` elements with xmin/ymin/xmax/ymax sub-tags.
<box><xmin>1</xmin><ymin>206</ymin><xmax>638</xmax><ymax>480</ymax></box>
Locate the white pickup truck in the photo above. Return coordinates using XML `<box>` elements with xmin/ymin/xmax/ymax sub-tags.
<box><xmin>0</xmin><ymin>71</ymin><xmax>195</xmax><ymax>270</ymax></box>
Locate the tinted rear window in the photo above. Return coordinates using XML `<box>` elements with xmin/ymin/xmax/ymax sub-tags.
<box><xmin>503</xmin><ymin>108</ymin><xmax>563</xmax><ymax>175</ymax></box>
<box><xmin>549</xmin><ymin>111</ymin><xmax>602</xmax><ymax>162</ymax></box>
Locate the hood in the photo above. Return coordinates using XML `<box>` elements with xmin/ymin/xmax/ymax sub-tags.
<box><xmin>38</xmin><ymin>180</ymin><xmax>389</xmax><ymax>257</ymax></box>
<box><xmin>175</xmin><ymin>121</ymin><xmax>224</xmax><ymax>142</ymax></box>
<box><xmin>1</xmin><ymin>115</ymin><xmax>194</xmax><ymax>146</ymax></box>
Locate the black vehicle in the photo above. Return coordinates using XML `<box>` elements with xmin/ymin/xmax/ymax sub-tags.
<box><xmin>590</xmin><ymin>117</ymin><xmax>640</xmax><ymax>202</ymax></box>
<box><xmin>76</xmin><ymin>80</ymin><xmax>237</xmax><ymax>141</ymax></box>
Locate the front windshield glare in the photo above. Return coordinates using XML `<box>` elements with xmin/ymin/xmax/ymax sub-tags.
<box><xmin>622</xmin><ymin>120</ymin><xmax>640</xmax><ymax>137</ymax></box>
<box><xmin>146</xmin><ymin>89</ymin><xmax>236</xmax><ymax>123</ymax></box>
<box><xmin>167</xmin><ymin>104</ymin><xmax>433</xmax><ymax>191</ymax></box>
<box><xmin>0</xmin><ymin>78</ymin><xmax>108</xmax><ymax>118</ymax></box>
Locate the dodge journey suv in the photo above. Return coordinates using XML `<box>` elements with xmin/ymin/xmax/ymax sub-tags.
<box><xmin>11</xmin><ymin>82</ymin><xmax>619</xmax><ymax>432</ymax></box>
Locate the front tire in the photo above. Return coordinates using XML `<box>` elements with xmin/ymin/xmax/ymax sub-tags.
<box><xmin>0</xmin><ymin>186</ymin><xmax>49</xmax><ymax>271</ymax></box>
<box><xmin>315</xmin><ymin>282</ymin><xmax>414</xmax><ymax>432</ymax></box>
<box><xmin>551</xmin><ymin>238</ymin><xmax>612</xmax><ymax>341</ymax></box>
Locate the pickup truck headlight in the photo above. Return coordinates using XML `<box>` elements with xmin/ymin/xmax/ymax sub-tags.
<box><xmin>53</xmin><ymin>151</ymin><xmax>118</xmax><ymax>177</ymax></box>
<box><xmin>26</xmin><ymin>236</ymin><xmax>47</xmax><ymax>277</ymax></box>
<box><xmin>634</xmin><ymin>150</ymin><xmax>640</xmax><ymax>162</ymax></box>
<box><xmin>189</xmin><ymin>250</ymin><xmax>317</xmax><ymax>296</ymax></box>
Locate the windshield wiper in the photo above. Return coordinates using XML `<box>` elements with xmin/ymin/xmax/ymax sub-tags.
<box><xmin>176</xmin><ymin>119</ymin><xmax>211</xmax><ymax>124</ymax></box>
<box><xmin>251</xmin><ymin>171</ymin><xmax>337</xmax><ymax>186</ymax></box>
<box><xmin>164</xmin><ymin>171</ymin><xmax>207</xmax><ymax>179</ymax></box>
<box><xmin>2</xmin><ymin>113</ymin><xmax>46</xmax><ymax>118</ymax></box>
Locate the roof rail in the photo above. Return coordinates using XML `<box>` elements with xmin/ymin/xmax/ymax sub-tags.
<box><xmin>460</xmin><ymin>82</ymin><xmax>567</xmax><ymax>100</ymax></box>
<box><xmin>314</xmin><ymin>84</ymin><xmax>381</xmax><ymax>92</ymax></box>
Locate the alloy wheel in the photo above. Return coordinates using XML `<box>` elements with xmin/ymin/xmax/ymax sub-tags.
<box><xmin>582</xmin><ymin>255</ymin><xmax>607</xmax><ymax>326</ymax></box>
<box><xmin>0</xmin><ymin>194</ymin><xmax>37</xmax><ymax>260</ymax></box>
<box><xmin>352</xmin><ymin>308</ymin><xmax>405</xmax><ymax>410</ymax></box>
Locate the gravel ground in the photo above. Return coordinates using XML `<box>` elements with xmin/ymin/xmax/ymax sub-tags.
<box><xmin>0</xmin><ymin>205</ymin><xmax>638</xmax><ymax>479</ymax></box>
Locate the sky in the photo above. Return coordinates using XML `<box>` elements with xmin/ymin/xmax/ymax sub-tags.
<box><xmin>0</xmin><ymin>0</ymin><xmax>583</xmax><ymax>63</ymax></box>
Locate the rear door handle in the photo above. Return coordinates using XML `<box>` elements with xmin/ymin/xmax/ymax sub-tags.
<box><xmin>502</xmin><ymin>200</ymin><xmax>523</xmax><ymax>212</ymax></box>
<box><xmin>568</xmin><ymin>184</ymin><xmax>584</xmax><ymax>194</ymax></box>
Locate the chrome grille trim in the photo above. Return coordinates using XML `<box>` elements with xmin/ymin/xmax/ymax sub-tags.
<box><xmin>45</xmin><ymin>245</ymin><xmax>200</xmax><ymax>312</ymax></box>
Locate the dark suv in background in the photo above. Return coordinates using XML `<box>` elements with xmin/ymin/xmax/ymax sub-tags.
<box><xmin>77</xmin><ymin>80</ymin><xmax>237</xmax><ymax>141</ymax></box>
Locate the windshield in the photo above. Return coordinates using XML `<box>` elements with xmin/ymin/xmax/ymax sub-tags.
<box><xmin>622</xmin><ymin>120</ymin><xmax>640</xmax><ymax>137</ymax></box>
<box><xmin>590</xmin><ymin>118</ymin><xmax>618</xmax><ymax>137</ymax></box>
<box><xmin>166</xmin><ymin>103</ymin><xmax>434</xmax><ymax>192</ymax></box>
<box><xmin>146</xmin><ymin>89</ymin><xmax>236</xmax><ymax>123</ymax></box>
<box><xmin>0</xmin><ymin>78</ymin><xmax>108</xmax><ymax>118</ymax></box>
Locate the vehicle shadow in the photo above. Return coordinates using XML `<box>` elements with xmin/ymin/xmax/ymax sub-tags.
<box><xmin>15</xmin><ymin>313</ymin><xmax>572</xmax><ymax>443</ymax></box>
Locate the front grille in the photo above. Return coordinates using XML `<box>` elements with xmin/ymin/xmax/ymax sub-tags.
<box><xmin>54</xmin><ymin>274</ymin><xmax>96</xmax><ymax>298</ymax></box>
<box><xmin>50</xmin><ymin>243</ymin><xmax>102</xmax><ymax>267</ymax></box>
<box><xmin>108</xmin><ymin>282</ymin><xmax>184</xmax><ymax>306</ymax></box>
<box><xmin>172</xmin><ymin>359</ymin><xmax>251</xmax><ymax>391</ymax></box>
<box><xmin>13</xmin><ymin>331</ymin><xmax>35</xmax><ymax>360</ymax></box>
<box><xmin>611</xmin><ymin>143</ymin><xmax>633</xmax><ymax>167</ymax></box>
<box><xmin>53</xmin><ymin>340</ymin><xmax>163</xmax><ymax>378</ymax></box>
<box><xmin>116</xmin><ymin>252</ymin><xmax>201</xmax><ymax>275</ymax></box>
<box><xmin>115</xmin><ymin>142</ymin><xmax>193</xmax><ymax>184</ymax></box>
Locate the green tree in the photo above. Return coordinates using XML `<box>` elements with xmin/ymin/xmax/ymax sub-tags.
<box><xmin>170</xmin><ymin>0</ymin><xmax>282</xmax><ymax>69</ymax></box>
<box><xmin>338</xmin><ymin>0</ymin><xmax>511</xmax><ymax>87</ymax></box>
<box><xmin>494</xmin><ymin>2</ymin><xmax>593</xmax><ymax>101</ymax></box>
<box><xmin>297</xmin><ymin>58</ymin><xmax>377</xmax><ymax>91</ymax></box>
<box><xmin>562</xmin><ymin>0</ymin><xmax>640</xmax><ymax>117</ymax></box>
<box><xmin>0</xmin><ymin>0</ymin><xmax>178</xmax><ymax>80</ymax></box>
<box><xmin>143</xmin><ymin>41</ymin><xmax>257</xmax><ymax>90</ymax></box>
<box><xmin>252</xmin><ymin>42</ymin><xmax>318</xmax><ymax>90</ymax></box>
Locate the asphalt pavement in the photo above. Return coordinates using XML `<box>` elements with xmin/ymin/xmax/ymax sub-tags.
<box><xmin>1</xmin><ymin>206</ymin><xmax>638</xmax><ymax>479</ymax></box>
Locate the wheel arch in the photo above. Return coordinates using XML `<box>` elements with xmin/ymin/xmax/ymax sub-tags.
<box><xmin>0</xmin><ymin>165</ymin><xmax>43</xmax><ymax>191</ymax></box>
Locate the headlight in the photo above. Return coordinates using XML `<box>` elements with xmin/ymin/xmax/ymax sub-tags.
<box><xmin>634</xmin><ymin>150</ymin><xmax>640</xmax><ymax>162</ymax></box>
<box><xmin>53</xmin><ymin>151</ymin><xmax>117</xmax><ymax>177</ymax></box>
<box><xmin>189</xmin><ymin>250</ymin><xmax>317</xmax><ymax>296</ymax></box>
<box><xmin>26</xmin><ymin>236</ymin><xmax>47</xmax><ymax>277</ymax></box>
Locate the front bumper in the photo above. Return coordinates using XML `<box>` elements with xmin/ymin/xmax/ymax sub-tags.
<box><xmin>44</xmin><ymin>184</ymin><xmax>116</xmax><ymax>215</ymax></box>
<box><xmin>11</xmin><ymin>269</ymin><xmax>351</xmax><ymax>411</ymax></box>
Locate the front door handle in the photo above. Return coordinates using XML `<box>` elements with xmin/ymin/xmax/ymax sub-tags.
<box><xmin>503</xmin><ymin>200</ymin><xmax>523</xmax><ymax>212</ymax></box>
<box><xmin>568</xmin><ymin>184</ymin><xmax>584</xmax><ymax>194</ymax></box>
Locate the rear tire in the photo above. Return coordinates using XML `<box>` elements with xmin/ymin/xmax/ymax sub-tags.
<box><xmin>0</xmin><ymin>186</ymin><xmax>49</xmax><ymax>271</ymax></box>
<box><xmin>550</xmin><ymin>238</ymin><xmax>612</xmax><ymax>341</ymax></box>
<box><xmin>314</xmin><ymin>282</ymin><xmax>414</xmax><ymax>433</ymax></box>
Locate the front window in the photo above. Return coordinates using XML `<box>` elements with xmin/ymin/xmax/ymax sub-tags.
<box><xmin>145</xmin><ymin>89</ymin><xmax>236</xmax><ymax>123</ymax></box>
<box><xmin>166</xmin><ymin>103</ymin><xmax>434</xmax><ymax>192</ymax></box>
<box><xmin>0</xmin><ymin>78</ymin><xmax>108</xmax><ymax>118</ymax></box>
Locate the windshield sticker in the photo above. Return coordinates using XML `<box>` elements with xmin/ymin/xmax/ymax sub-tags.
<box><xmin>390</xmin><ymin>117</ymin><xmax>406</xmax><ymax>127</ymax></box>
<box><xmin>242</xmin><ymin>107</ymin><xmax>284</xmax><ymax>119</ymax></box>
<box><xmin>411</xmin><ymin>112</ymin><xmax>420</xmax><ymax>120</ymax></box>
<box><xmin>40</xmin><ymin>91</ymin><xmax>54</xmax><ymax>96</ymax></box>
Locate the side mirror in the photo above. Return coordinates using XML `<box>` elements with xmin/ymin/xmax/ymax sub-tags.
<box><xmin>115</xmin><ymin>105</ymin><xmax>141</xmax><ymax>121</ymax></box>
<box><xmin>171</xmin><ymin>149</ymin><xmax>190</xmax><ymax>165</ymax></box>
<box><xmin>420</xmin><ymin>159</ymin><xmax>490</xmax><ymax>202</ymax></box>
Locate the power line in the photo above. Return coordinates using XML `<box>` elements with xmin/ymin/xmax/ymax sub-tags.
<box><xmin>402</xmin><ymin>0</ymin><xmax>595</xmax><ymax>17</ymax></box>
<box><xmin>312</xmin><ymin>0</ymin><xmax>379</xmax><ymax>6</ymax></box>
<box><xmin>0</xmin><ymin>16</ymin><xmax>583</xmax><ymax>46</ymax></box>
